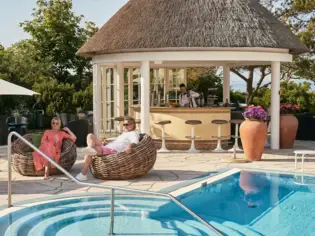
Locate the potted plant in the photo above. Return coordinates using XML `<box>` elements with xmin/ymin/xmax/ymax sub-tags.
<box><xmin>240</xmin><ymin>105</ymin><xmax>268</xmax><ymax>161</ymax></box>
<box><xmin>280</xmin><ymin>104</ymin><xmax>299</xmax><ymax>149</ymax></box>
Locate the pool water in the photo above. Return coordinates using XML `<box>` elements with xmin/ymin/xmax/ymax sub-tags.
<box><xmin>1</xmin><ymin>169</ymin><xmax>315</xmax><ymax>235</ymax></box>
<box><xmin>151</xmin><ymin>170</ymin><xmax>315</xmax><ymax>236</ymax></box>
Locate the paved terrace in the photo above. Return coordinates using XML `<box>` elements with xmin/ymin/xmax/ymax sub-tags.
<box><xmin>1</xmin><ymin>141</ymin><xmax>315</xmax><ymax>207</ymax></box>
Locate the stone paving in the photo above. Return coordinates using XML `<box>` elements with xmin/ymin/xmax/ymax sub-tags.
<box><xmin>1</xmin><ymin>141</ymin><xmax>315</xmax><ymax>207</ymax></box>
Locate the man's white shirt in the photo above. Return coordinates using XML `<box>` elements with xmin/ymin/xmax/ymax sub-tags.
<box><xmin>105</xmin><ymin>130</ymin><xmax>140</xmax><ymax>152</ymax></box>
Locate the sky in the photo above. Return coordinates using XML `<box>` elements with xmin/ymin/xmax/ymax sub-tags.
<box><xmin>0</xmin><ymin>0</ymin><xmax>311</xmax><ymax>92</ymax></box>
<box><xmin>0</xmin><ymin>0</ymin><xmax>128</xmax><ymax>47</ymax></box>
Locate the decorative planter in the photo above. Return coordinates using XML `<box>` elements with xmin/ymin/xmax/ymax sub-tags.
<box><xmin>240</xmin><ymin>119</ymin><xmax>267</xmax><ymax>161</ymax></box>
<box><xmin>280</xmin><ymin>114</ymin><xmax>298</xmax><ymax>149</ymax></box>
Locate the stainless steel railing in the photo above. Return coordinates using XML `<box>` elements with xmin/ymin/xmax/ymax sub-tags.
<box><xmin>7</xmin><ymin>131</ymin><xmax>223</xmax><ymax>236</ymax></box>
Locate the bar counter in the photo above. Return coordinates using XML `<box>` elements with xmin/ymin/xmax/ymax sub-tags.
<box><xmin>131</xmin><ymin>106</ymin><xmax>231</xmax><ymax>142</ymax></box>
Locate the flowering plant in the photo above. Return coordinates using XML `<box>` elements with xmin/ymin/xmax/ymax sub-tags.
<box><xmin>280</xmin><ymin>104</ymin><xmax>299</xmax><ymax>114</ymax></box>
<box><xmin>243</xmin><ymin>105</ymin><xmax>268</xmax><ymax>121</ymax></box>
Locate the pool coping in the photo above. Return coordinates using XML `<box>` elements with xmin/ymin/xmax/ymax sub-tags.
<box><xmin>1</xmin><ymin>167</ymin><xmax>315</xmax><ymax>216</ymax></box>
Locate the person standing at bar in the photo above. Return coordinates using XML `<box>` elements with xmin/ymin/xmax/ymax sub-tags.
<box><xmin>179</xmin><ymin>83</ymin><xmax>200</xmax><ymax>107</ymax></box>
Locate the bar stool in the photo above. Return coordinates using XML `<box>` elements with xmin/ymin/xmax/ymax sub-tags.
<box><xmin>155</xmin><ymin>120</ymin><xmax>172</xmax><ymax>153</ymax></box>
<box><xmin>212</xmin><ymin>119</ymin><xmax>229</xmax><ymax>152</ymax></box>
<box><xmin>185</xmin><ymin>120</ymin><xmax>202</xmax><ymax>153</ymax></box>
<box><xmin>229</xmin><ymin>119</ymin><xmax>243</xmax><ymax>152</ymax></box>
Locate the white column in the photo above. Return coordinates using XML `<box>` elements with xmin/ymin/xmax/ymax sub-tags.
<box><xmin>140</xmin><ymin>61</ymin><xmax>150</xmax><ymax>134</ymax></box>
<box><xmin>183</xmin><ymin>68</ymin><xmax>187</xmax><ymax>84</ymax></box>
<box><xmin>106</xmin><ymin>69</ymin><xmax>111</xmax><ymax>131</ymax></box>
<box><xmin>93</xmin><ymin>64</ymin><xmax>102</xmax><ymax>138</ymax></box>
<box><xmin>271</xmin><ymin>61</ymin><xmax>281</xmax><ymax>150</ymax></box>
<box><xmin>164</xmin><ymin>68</ymin><xmax>169</xmax><ymax>102</ymax></box>
<box><xmin>223</xmin><ymin>65</ymin><xmax>230</xmax><ymax>103</ymax></box>
<box><xmin>114</xmin><ymin>63</ymin><xmax>124</xmax><ymax>133</ymax></box>
<box><xmin>101</xmin><ymin>67</ymin><xmax>107</xmax><ymax>133</ymax></box>
<box><xmin>128</xmin><ymin>68</ymin><xmax>134</xmax><ymax>116</ymax></box>
<box><xmin>116</xmin><ymin>63</ymin><xmax>124</xmax><ymax>117</ymax></box>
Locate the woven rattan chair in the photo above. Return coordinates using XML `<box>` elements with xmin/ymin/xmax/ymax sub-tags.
<box><xmin>11</xmin><ymin>134</ymin><xmax>77</xmax><ymax>176</ymax></box>
<box><xmin>90</xmin><ymin>134</ymin><xmax>157</xmax><ymax>180</ymax></box>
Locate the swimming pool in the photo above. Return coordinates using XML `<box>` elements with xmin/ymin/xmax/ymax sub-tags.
<box><xmin>1</xmin><ymin>168</ymin><xmax>315</xmax><ymax>235</ymax></box>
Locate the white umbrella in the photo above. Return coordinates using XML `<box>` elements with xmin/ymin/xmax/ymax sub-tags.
<box><xmin>0</xmin><ymin>79</ymin><xmax>39</xmax><ymax>96</ymax></box>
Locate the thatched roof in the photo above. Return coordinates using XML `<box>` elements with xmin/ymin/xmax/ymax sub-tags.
<box><xmin>77</xmin><ymin>0</ymin><xmax>309</xmax><ymax>57</ymax></box>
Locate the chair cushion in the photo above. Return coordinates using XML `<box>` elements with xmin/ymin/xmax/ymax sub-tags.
<box><xmin>185</xmin><ymin>120</ymin><xmax>202</xmax><ymax>125</ymax></box>
<box><xmin>32</xmin><ymin>132</ymin><xmax>44</xmax><ymax>148</ymax></box>
<box><xmin>230</xmin><ymin>119</ymin><xmax>243</xmax><ymax>124</ymax></box>
<box><xmin>114</xmin><ymin>116</ymin><xmax>125</xmax><ymax>122</ymax></box>
<box><xmin>212</xmin><ymin>120</ymin><xmax>228</xmax><ymax>125</ymax></box>
<box><xmin>155</xmin><ymin>120</ymin><xmax>171</xmax><ymax>125</ymax></box>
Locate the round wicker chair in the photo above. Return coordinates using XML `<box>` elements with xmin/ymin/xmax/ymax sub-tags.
<box><xmin>90</xmin><ymin>134</ymin><xmax>157</xmax><ymax>180</ymax></box>
<box><xmin>11</xmin><ymin>134</ymin><xmax>77</xmax><ymax>176</ymax></box>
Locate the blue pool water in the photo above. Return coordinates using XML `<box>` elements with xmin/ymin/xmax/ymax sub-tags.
<box><xmin>1</xmin><ymin>169</ymin><xmax>315</xmax><ymax>235</ymax></box>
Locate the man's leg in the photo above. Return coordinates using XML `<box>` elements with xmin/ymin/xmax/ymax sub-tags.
<box><xmin>86</xmin><ymin>133</ymin><xmax>102</xmax><ymax>147</ymax></box>
<box><xmin>83</xmin><ymin>133</ymin><xmax>103</xmax><ymax>155</ymax></box>
<box><xmin>78</xmin><ymin>145</ymin><xmax>103</xmax><ymax>180</ymax></box>
<box><xmin>81</xmin><ymin>155</ymin><xmax>92</xmax><ymax>176</ymax></box>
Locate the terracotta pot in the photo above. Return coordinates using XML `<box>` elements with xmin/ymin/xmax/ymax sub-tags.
<box><xmin>240</xmin><ymin>119</ymin><xmax>267</xmax><ymax>161</ymax></box>
<box><xmin>280</xmin><ymin>114</ymin><xmax>298</xmax><ymax>149</ymax></box>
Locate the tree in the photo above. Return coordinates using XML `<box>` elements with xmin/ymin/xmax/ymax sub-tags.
<box><xmin>33</xmin><ymin>79</ymin><xmax>76</xmax><ymax>116</ymax></box>
<box><xmin>0</xmin><ymin>40</ymin><xmax>52</xmax><ymax>115</ymax></box>
<box><xmin>186</xmin><ymin>68</ymin><xmax>217</xmax><ymax>82</ymax></box>
<box><xmin>5</xmin><ymin>40</ymin><xmax>53</xmax><ymax>87</ymax></box>
<box><xmin>188</xmin><ymin>73</ymin><xmax>223</xmax><ymax>102</ymax></box>
<box><xmin>20</xmin><ymin>0</ymin><xmax>98</xmax><ymax>87</ymax></box>
<box><xmin>231</xmin><ymin>66</ymin><xmax>271</xmax><ymax>104</ymax></box>
<box><xmin>72</xmin><ymin>83</ymin><xmax>93</xmax><ymax>112</ymax></box>
<box><xmin>232</xmin><ymin>0</ymin><xmax>315</xmax><ymax>104</ymax></box>
<box><xmin>275</xmin><ymin>0</ymin><xmax>315</xmax><ymax>80</ymax></box>
<box><xmin>252</xmin><ymin>81</ymin><xmax>315</xmax><ymax>112</ymax></box>
<box><xmin>4</xmin><ymin>0</ymin><xmax>100</xmax><ymax>116</ymax></box>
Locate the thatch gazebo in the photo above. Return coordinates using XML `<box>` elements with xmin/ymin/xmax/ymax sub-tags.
<box><xmin>77</xmin><ymin>0</ymin><xmax>308</xmax><ymax>150</ymax></box>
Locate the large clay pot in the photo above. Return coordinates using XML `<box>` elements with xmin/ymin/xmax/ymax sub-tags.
<box><xmin>240</xmin><ymin>119</ymin><xmax>267</xmax><ymax>161</ymax></box>
<box><xmin>280</xmin><ymin>114</ymin><xmax>298</xmax><ymax>149</ymax></box>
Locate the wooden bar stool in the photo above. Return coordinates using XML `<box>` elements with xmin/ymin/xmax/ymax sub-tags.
<box><xmin>211</xmin><ymin>119</ymin><xmax>229</xmax><ymax>152</ymax></box>
<box><xmin>185</xmin><ymin>120</ymin><xmax>202</xmax><ymax>153</ymax></box>
<box><xmin>155</xmin><ymin>120</ymin><xmax>172</xmax><ymax>153</ymax></box>
<box><xmin>229</xmin><ymin>119</ymin><xmax>243</xmax><ymax>152</ymax></box>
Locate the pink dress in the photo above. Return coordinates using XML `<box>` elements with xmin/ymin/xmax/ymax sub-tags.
<box><xmin>32</xmin><ymin>130</ymin><xmax>76</xmax><ymax>171</ymax></box>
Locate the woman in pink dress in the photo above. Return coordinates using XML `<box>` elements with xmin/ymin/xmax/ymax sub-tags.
<box><xmin>33</xmin><ymin>117</ymin><xmax>76</xmax><ymax>180</ymax></box>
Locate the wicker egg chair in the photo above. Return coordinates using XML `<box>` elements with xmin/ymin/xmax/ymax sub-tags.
<box><xmin>90</xmin><ymin>134</ymin><xmax>157</xmax><ymax>180</ymax></box>
<box><xmin>11</xmin><ymin>134</ymin><xmax>77</xmax><ymax>176</ymax></box>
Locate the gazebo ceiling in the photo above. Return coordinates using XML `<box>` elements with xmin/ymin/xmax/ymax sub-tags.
<box><xmin>77</xmin><ymin>0</ymin><xmax>309</xmax><ymax>57</ymax></box>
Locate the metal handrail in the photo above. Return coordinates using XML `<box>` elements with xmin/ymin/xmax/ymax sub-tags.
<box><xmin>7</xmin><ymin>131</ymin><xmax>223</xmax><ymax>236</ymax></box>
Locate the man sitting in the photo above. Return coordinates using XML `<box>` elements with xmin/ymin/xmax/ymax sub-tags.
<box><xmin>76</xmin><ymin>117</ymin><xmax>140</xmax><ymax>181</ymax></box>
